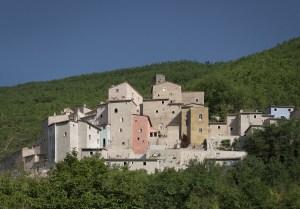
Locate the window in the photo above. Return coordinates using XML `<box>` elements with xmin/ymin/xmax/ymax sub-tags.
<box><xmin>122</xmin><ymin>141</ymin><xmax>125</xmax><ymax>145</ymax></box>
<box><xmin>162</xmin><ymin>101</ymin><xmax>164</xmax><ymax>104</ymax></box>
<box><xmin>100</xmin><ymin>114</ymin><xmax>103</xmax><ymax>118</ymax></box>
<box><xmin>150</xmin><ymin>132</ymin><xmax>153</xmax><ymax>137</ymax></box>
<box><xmin>143</xmin><ymin>161</ymin><xmax>147</xmax><ymax>166</ymax></box>
<box><xmin>103</xmin><ymin>138</ymin><xmax>106</xmax><ymax>147</ymax></box>
<box><xmin>115</xmin><ymin>88</ymin><xmax>119</xmax><ymax>92</ymax></box>
<box><xmin>139</xmin><ymin>128</ymin><xmax>142</xmax><ymax>133</ymax></box>
<box><xmin>196</xmin><ymin>98</ymin><xmax>199</xmax><ymax>102</ymax></box>
<box><xmin>199</xmin><ymin>114</ymin><xmax>203</xmax><ymax>120</ymax></box>
<box><xmin>157</xmin><ymin>94</ymin><xmax>160</xmax><ymax>97</ymax></box>
<box><xmin>254</xmin><ymin>115</ymin><xmax>257</xmax><ymax>118</ymax></box>
<box><xmin>218</xmin><ymin>126</ymin><xmax>221</xmax><ymax>129</ymax></box>
<box><xmin>89</xmin><ymin>135</ymin><xmax>91</xmax><ymax>140</ymax></box>
<box><xmin>274</xmin><ymin>108</ymin><xmax>277</xmax><ymax>111</ymax></box>
<box><xmin>114</xmin><ymin>108</ymin><xmax>118</xmax><ymax>113</ymax></box>
<box><xmin>156</xmin><ymin>110</ymin><xmax>159</xmax><ymax>114</ymax></box>
<box><xmin>124</xmin><ymin>162</ymin><xmax>127</xmax><ymax>165</ymax></box>
<box><xmin>120</xmin><ymin>117</ymin><xmax>124</xmax><ymax>122</ymax></box>
<box><xmin>288</xmin><ymin>108</ymin><xmax>291</xmax><ymax>112</ymax></box>
<box><xmin>90</xmin><ymin>152</ymin><xmax>93</xmax><ymax>156</ymax></box>
<box><xmin>64</xmin><ymin>132</ymin><xmax>67</xmax><ymax>137</ymax></box>
<box><xmin>137</xmin><ymin>137</ymin><xmax>140</xmax><ymax>141</ymax></box>
<box><xmin>119</xmin><ymin>128</ymin><xmax>123</xmax><ymax>132</ymax></box>
<box><xmin>199</xmin><ymin>128</ymin><xmax>203</xmax><ymax>133</ymax></box>
<box><xmin>230</xmin><ymin>127</ymin><xmax>233</xmax><ymax>131</ymax></box>
<box><xmin>172</xmin><ymin>110</ymin><xmax>175</xmax><ymax>114</ymax></box>
<box><xmin>154</xmin><ymin>132</ymin><xmax>157</xmax><ymax>137</ymax></box>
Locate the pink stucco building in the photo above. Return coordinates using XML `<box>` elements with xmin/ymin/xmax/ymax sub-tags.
<box><xmin>132</xmin><ymin>115</ymin><xmax>152</xmax><ymax>154</ymax></box>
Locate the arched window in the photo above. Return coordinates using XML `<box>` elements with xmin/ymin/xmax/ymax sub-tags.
<box><xmin>114</xmin><ymin>108</ymin><xmax>118</xmax><ymax>113</ymax></box>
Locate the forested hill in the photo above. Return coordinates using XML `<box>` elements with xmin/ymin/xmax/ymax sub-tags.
<box><xmin>0</xmin><ymin>37</ymin><xmax>300</xmax><ymax>159</ymax></box>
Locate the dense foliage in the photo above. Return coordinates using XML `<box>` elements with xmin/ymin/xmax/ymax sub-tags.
<box><xmin>0</xmin><ymin>37</ymin><xmax>300</xmax><ymax>159</ymax></box>
<box><xmin>0</xmin><ymin>120</ymin><xmax>300</xmax><ymax>208</ymax></box>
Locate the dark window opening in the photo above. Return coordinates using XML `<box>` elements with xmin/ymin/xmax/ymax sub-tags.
<box><xmin>143</xmin><ymin>161</ymin><xmax>146</xmax><ymax>166</ymax></box>
<box><xmin>137</xmin><ymin>137</ymin><xmax>140</xmax><ymax>141</ymax></box>
<box><xmin>196</xmin><ymin>98</ymin><xmax>199</xmax><ymax>102</ymax></box>
<box><xmin>172</xmin><ymin>110</ymin><xmax>175</xmax><ymax>114</ymax></box>
<box><xmin>218</xmin><ymin>126</ymin><xmax>221</xmax><ymax>129</ymax></box>
<box><xmin>154</xmin><ymin>132</ymin><xmax>157</xmax><ymax>137</ymax></box>
<box><xmin>162</xmin><ymin>101</ymin><xmax>164</xmax><ymax>104</ymax></box>
<box><xmin>254</xmin><ymin>115</ymin><xmax>257</xmax><ymax>118</ymax></box>
<box><xmin>103</xmin><ymin>138</ymin><xmax>106</xmax><ymax>147</ymax></box>
<box><xmin>124</xmin><ymin>162</ymin><xmax>127</xmax><ymax>165</ymax></box>
<box><xmin>156</xmin><ymin>110</ymin><xmax>158</xmax><ymax>114</ymax></box>
<box><xmin>100</xmin><ymin>114</ymin><xmax>103</xmax><ymax>118</ymax></box>
<box><xmin>122</xmin><ymin>141</ymin><xmax>125</xmax><ymax>145</ymax></box>
<box><xmin>150</xmin><ymin>132</ymin><xmax>153</xmax><ymax>137</ymax></box>
<box><xmin>90</xmin><ymin>152</ymin><xmax>93</xmax><ymax>156</ymax></box>
<box><xmin>114</xmin><ymin>108</ymin><xmax>118</xmax><ymax>113</ymax></box>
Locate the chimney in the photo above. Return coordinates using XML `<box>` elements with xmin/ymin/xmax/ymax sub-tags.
<box><xmin>155</xmin><ymin>74</ymin><xmax>166</xmax><ymax>84</ymax></box>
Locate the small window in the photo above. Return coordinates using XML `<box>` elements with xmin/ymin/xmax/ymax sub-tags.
<box><xmin>103</xmin><ymin>138</ymin><xmax>106</xmax><ymax>147</ymax></box>
<box><xmin>100</xmin><ymin>114</ymin><xmax>103</xmax><ymax>118</ymax></box>
<box><xmin>196</xmin><ymin>98</ymin><xmax>199</xmax><ymax>102</ymax></box>
<box><xmin>156</xmin><ymin>110</ymin><xmax>159</xmax><ymax>114</ymax></box>
<box><xmin>230</xmin><ymin>127</ymin><xmax>233</xmax><ymax>131</ymax></box>
<box><xmin>172</xmin><ymin>110</ymin><xmax>175</xmax><ymax>114</ymax></box>
<box><xmin>139</xmin><ymin>128</ymin><xmax>142</xmax><ymax>133</ymax></box>
<box><xmin>119</xmin><ymin>128</ymin><xmax>123</xmax><ymax>132</ymax></box>
<box><xmin>150</xmin><ymin>132</ymin><xmax>153</xmax><ymax>137</ymax></box>
<box><xmin>154</xmin><ymin>132</ymin><xmax>157</xmax><ymax>137</ymax></box>
<box><xmin>288</xmin><ymin>108</ymin><xmax>291</xmax><ymax>112</ymax></box>
<box><xmin>162</xmin><ymin>101</ymin><xmax>164</xmax><ymax>104</ymax></box>
<box><xmin>143</xmin><ymin>161</ymin><xmax>146</xmax><ymax>166</ymax></box>
<box><xmin>64</xmin><ymin>132</ymin><xmax>67</xmax><ymax>137</ymax></box>
<box><xmin>122</xmin><ymin>141</ymin><xmax>125</xmax><ymax>145</ymax></box>
<box><xmin>199</xmin><ymin>128</ymin><xmax>202</xmax><ymax>133</ymax></box>
<box><xmin>115</xmin><ymin>88</ymin><xmax>119</xmax><ymax>92</ymax></box>
<box><xmin>199</xmin><ymin>114</ymin><xmax>203</xmax><ymax>120</ymax></box>
<box><xmin>254</xmin><ymin>115</ymin><xmax>257</xmax><ymax>118</ymax></box>
<box><xmin>218</xmin><ymin>126</ymin><xmax>221</xmax><ymax>129</ymax></box>
<box><xmin>157</xmin><ymin>94</ymin><xmax>160</xmax><ymax>97</ymax></box>
<box><xmin>114</xmin><ymin>108</ymin><xmax>118</xmax><ymax>113</ymax></box>
<box><xmin>137</xmin><ymin>137</ymin><xmax>140</xmax><ymax>141</ymax></box>
<box><xmin>90</xmin><ymin>152</ymin><xmax>93</xmax><ymax>156</ymax></box>
<box><xmin>124</xmin><ymin>162</ymin><xmax>127</xmax><ymax>165</ymax></box>
<box><xmin>120</xmin><ymin>117</ymin><xmax>124</xmax><ymax>122</ymax></box>
<box><xmin>89</xmin><ymin>135</ymin><xmax>91</xmax><ymax>140</ymax></box>
<box><xmin>274</xmin><ymin>108</ymin><xmax>277</xmax><ymax>111</ymax></box>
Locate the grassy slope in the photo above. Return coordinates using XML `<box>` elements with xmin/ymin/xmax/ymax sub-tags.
<box><xmin>0</xmin><ymin>37</ymin><xmax>300</xmax><ymax>159</ymax></box>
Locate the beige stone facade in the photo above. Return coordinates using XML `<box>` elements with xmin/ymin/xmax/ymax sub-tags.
<box><xmin>182</xmin><ymin>92</ymin><xmax>204</xmax><ymax>105</ymax></box>
<box><xmin>181</xmin><ymin>105</ymin><xmax>209</xmax><ymax>146</ymax></box>
<box><xmin>108</xmin><ymin>82</ymin><xmax>143</xmax><ymax>106</ymax></box>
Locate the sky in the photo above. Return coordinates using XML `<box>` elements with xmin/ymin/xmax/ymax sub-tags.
<box><xmin>0</xmin><ymin>0</ymin><xmax>300</xmax><ymax>86</ymax></box>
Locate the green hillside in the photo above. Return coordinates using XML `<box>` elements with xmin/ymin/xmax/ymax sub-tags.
<box><xmin>1</xmin><ymin>37</ymin><xmax>300</xmax><ymax>159</ymax></box>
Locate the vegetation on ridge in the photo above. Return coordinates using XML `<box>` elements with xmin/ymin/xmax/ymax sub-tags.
<box><xmin>1</xmin><ymin>37</ymin><xmax>300</xmax><ymax>159</ymax></box>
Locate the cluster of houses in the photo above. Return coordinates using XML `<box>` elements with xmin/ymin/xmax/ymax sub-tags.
<box><xmin>1</xmin><ymin>74</ymin><xmax>299</xmax><ymax>174</ymax></box>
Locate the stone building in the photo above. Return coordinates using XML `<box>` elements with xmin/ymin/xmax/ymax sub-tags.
<box><xmin>266</xmin><ymin>105</ymin><xmax>295</xmax><ymax>119</ymax></box>
<box><xmin>132</xmin><ymin>115</ymin><xmax>152</xmax><ymax>155</ymax></box>
<box><xmin>181</xmin><ymin>104</ymin><xmax>209</xmax><ymax>147</ymax></box>
<box><xmin>109</xmin><ymin>82</ymin><xmax>143</xmax><ymax>106</ymax></box>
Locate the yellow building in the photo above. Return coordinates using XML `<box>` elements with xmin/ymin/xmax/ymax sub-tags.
<box><xmin>181</xmin><ymin>105</ymin><xmax>209</xmax><ymax>147</ymax></box>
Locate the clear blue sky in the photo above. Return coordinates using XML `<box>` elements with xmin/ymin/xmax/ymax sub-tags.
<box><xmin>0</xmin><ymin>0</ymin><xmax>300</xmax><ymax>86</ymax></box>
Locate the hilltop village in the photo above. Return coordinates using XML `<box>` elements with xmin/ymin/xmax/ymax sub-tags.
<box><xmin>1</xmin><ymin>74</ymin><xmax>300</xmax><ymax>174</ymax></box>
